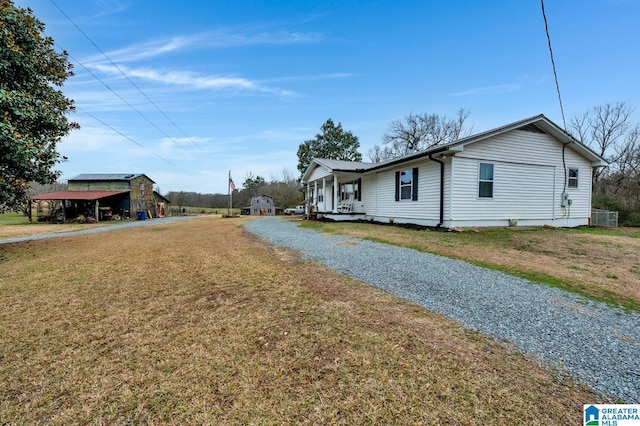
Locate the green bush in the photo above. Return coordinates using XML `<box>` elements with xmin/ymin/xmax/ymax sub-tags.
<box><xmin>592</xmin><ymin>194</ymin><xmax>621</xmax><ymax>211</ymax></box>
<box><xmin>620</xmin><ymin>209</ymin><xmax>640</xmax><ymax>227</ymax></box>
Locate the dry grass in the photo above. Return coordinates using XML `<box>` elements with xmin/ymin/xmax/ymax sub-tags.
<box><xmin>300</xmin><ymin>221</ymin><xmax>640</xmax><ymax>310</ymax></box>
<box><xmin>0</xmin><ymin>217</ymin><xmax>602</xmax><ymax>424</ymax></box>
<box><xmin>0</xmin><ymin>215</ymin><xmax>128</xmax><ymax>240</ymax></box>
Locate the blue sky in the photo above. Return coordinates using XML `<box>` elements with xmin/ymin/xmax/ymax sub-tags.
<box><xmin>17</xmin><ymin>0</ymin><xmax>640</xmax><ymax>194</ymax></box>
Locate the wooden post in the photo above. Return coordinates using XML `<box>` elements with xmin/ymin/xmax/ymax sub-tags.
<box><xmin>228</xmin><ymin>170</ymin><xmax>231</xmax><ymax>216</ymax></box>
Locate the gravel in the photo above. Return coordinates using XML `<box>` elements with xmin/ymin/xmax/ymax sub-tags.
<box><xmin>0</xmin><ymin>215</ymin><xmax>204</xmax><ymax>245</ymax></box>
<box><xmin>244</xmin><ymin>216</ymin><xmax>640</xmax><ymax>403</ymax></box>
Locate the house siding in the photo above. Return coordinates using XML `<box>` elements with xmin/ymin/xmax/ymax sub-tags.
<box><xmin>366</xmin><ymin>160</ymin><xmax>442</xmax><ymax>225</ymax></box>
<box><xmin>362</xmin><ymin>174</ymin><xmax>377</xmax><ymax>214</ymax></box>
<box><xmin>450</xmin><ymin>157</ymin><xmax>555</xmax><ymax>221</ymax></box>
<box><xmin>308</xmin><ymin>165</ymin><xmax>333</xmax><ymax>181</ymax></box>
<box><xmin>447</xmin><ymin>129</ymin><xmax>592</xmax><ymax>226</ymax></box>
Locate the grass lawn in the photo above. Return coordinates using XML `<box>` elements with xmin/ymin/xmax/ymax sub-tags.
<box><xmin>0</xmin><ymin>216</ymin><xmax>604</xmax><ymax>423</ymax></box>
<box><xmin>300</xmin><ymin>220</ymin><xmax>640</xmax><ymax>312</ymax></box>
<box><xmin>0</xmin><ymin>212</ymin><xmax>29</xmax><ymax>226</ymax></box>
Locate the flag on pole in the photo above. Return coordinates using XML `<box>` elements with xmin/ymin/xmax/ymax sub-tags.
<box><xmin>229</xmin><ymin>177</ymin><xmax>236</xmax><ymax>190</ymax></box>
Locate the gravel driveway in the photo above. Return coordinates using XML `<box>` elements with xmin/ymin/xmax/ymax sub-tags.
<box><xmin>244</xmin><ymin>216</ymin><xmax>640</xmax><ymax>403</ymax></box>
<box><xmin>0</xmin><ymin>215</ymin><xmax>204</xmax><ymax>245</ymax></box>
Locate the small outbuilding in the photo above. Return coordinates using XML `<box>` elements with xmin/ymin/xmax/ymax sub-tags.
<box><xmin>244</xmin><ymin>195</ymin><xmax>282</xmax><ymax>215</ymax></box>
<box><xmin>30</xmin><ymin>173</ymin><xmax>170</xmax><ymax>222</ymax></box>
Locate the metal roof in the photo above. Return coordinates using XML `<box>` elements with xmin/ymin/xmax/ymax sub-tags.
<box><xmin>69</xmin><ymin>173</ymin><xmax>155</xmax><ymax>183</ymax></box>
<box><xmin>312</xmin><ymin>158</ymin><xmax>373</xmax><ymax>171</ymax></box>
<box><xmin>30</xmin><ymin>190</ymin><xmax>129</xmax><ymax>201</ymax></box>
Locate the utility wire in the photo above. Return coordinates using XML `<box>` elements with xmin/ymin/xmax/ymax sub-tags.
<box><xmin>541</xmin><ymin>0</ymin><xmax>574</xmax><ymax>198</ymax></box>
<box><xmin>49</xmin><ymin>0</ymin><xmax>204</xmax><ymax>151</ymax></box>
<box><xmin>77</xmin><ymin>107</ymin><xmax>181</xmax><ymax>168</ymax></box>
<box><xmin>541</xmin><ymin>0</ymin><xmax>567</xmax><ymax>131</ymax></box>
<box><xmin>60</xmin><ymin>45</ymin><xmax>193</xmax><ymax>156</ymax></box>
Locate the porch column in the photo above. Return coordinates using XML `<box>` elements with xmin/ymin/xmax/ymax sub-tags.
<box><xmin>95</xmin><ymin>200</ymin><xmax>100</xmax><ymax>222</ymax></box>
<box><xmin>333</xmin><ymin>175</ymin><xmax>339</xmax><ymax>213</ymax></box>
<box><xmin>313</xmin><ymin>181</ymin><xmax>318</xmax><ymax>212</ymax></box>
<box><xmin>322</xmin><ymin>177</ymin><xmax>326</xmax><ymax>212</ymax></box>
<box><xmin>306</xmin><ymin>182</ymin><xmax>310</xmax><ymax>218</ymax></box>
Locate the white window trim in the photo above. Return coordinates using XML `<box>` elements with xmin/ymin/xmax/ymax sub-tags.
<box><xmin>399</xmin><ymin>168</ymin><xmax>413</xmax><ymax>201</ymax></box>
<box><xmin>568</xmin><ymin>168</ymin><xmax>579</xmax><ymax>189</ymax></box>
<box><xmin>478</xmin><ymin>162</ymin><xmax>494</xmax><ymax>199</ymax></box>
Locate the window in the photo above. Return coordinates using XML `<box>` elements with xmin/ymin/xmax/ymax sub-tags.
<box><xmin>400</xmin><ymin>169</ymin><xmax>412</xmax><ymax>200</ymax></box>
<box><xmin>395</xmin><ymin>168</ymin><xmax>419</xmax><ymax>201</ymax></box>
<box><xmin>568</xmin><ymin>168</ymin><xmax>579</xmax><ymax>188</ymax></box>
<box><xmin>340</xmin><ymin>182</ymin><xmax>354</xmax><ymax>201</ymax></box>
<box><xmin>339</xmin><ymin>179</ymin><xmax>362</xmax><ymax>202</ymax></box>
<box><xmin>478</xmin><ymin>163</ymin><xmax>494</xmax><ymax>198</ymax></box>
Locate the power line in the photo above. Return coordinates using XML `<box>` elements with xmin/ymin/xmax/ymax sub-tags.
<box><xmin>541</xmin><ymin>0</ymin><xmax>567</xmax><ymax>131</ymax></box>
<box><xmin>49</xmin><ymin>0</ymin><xmax>205</xmax><ymax>151</ymax></box>
<box><xmin>77</xmin><ymin>107</ymin><xmax>181</xmax><ymax>168</ymax></box>
<box><xmin>60</xmin><ymin>45</ymin><xmax>193</xmax><ymax>156</ymax></box>
<box><xmin>541</xmin><ymin>0</ymin><xmax>575</xmax><ymax>197</ymax></box>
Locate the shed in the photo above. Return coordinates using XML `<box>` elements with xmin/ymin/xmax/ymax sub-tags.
<box><xmin>30</xmin><ymin>173</ymin><xmax>169</xmax><ymax>222</ymax></box>
<box><xmin>248</xmin><ymin>195</ymin><xmax>279</xmax><ymax>215</ymax></box>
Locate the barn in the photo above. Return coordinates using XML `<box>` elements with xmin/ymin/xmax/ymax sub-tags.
<box><xmin>242</xmin><ymin>195</ymin><xmax>282</xmax><ymax>216</ymax></box>
<box><xmin>30</xmin><ymin>174</ymin><xmax>170</xmax><ymax>222</ymax></box>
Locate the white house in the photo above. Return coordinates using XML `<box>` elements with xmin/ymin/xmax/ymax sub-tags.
<box><xmin>301</xmin><ymin>115</ymin><xmax>608</xmax><ymax>228</ymax></box>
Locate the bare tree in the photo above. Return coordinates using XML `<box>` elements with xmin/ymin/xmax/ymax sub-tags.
<box><xmin>366</xmin><ymin>144</ymin><xmax>395</xmax><ymax>163</ymax></box>
<box><xmin>573</xmin><ymin>102</ymin><xmax>640</xmax><ymax>224</ymax></box>
<box><xmin>265</xmin><ymin>168</ymin><xmax>303</xmax><ymax>208</ymax></box>
<box><xmin>368</xmin><ymin>109</ymin><xmax>472</xmax><ymax>162</ymax></box>
<box><xmin>608</xmin><ymin>124</ymin><xmax>640</xmax><ymax>205</ymax></box>
<box><xmin>570</xmin><ymin>102</ymin><xmax>634</xmax><ymax>183</ymax></box>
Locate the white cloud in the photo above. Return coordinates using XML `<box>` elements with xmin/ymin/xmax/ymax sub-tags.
<box><xmin>93</xmin><ymin>35</ymin><xmax>207</xmax><ymax>63</ymax></box>
<box><xmin>264</xmin><ymin>72</ymin><xmax>357</xmax><ymax>84</ymax></box>
<box><xmin>89</xmin><ymin>64</ymin><xmax>297</xmax><ymax>96</ymax></box>
<box><xmin>449</xmin><ymin>83</ymin><xmax>522</xmax><ymax>97</ymax></box>
<box><xmin>61</xmin><ymin>124</ymin><xmax>128</xmax><ymax>152</ymax></box>
<box><xmin>86</xmin><ymin>29</ymin><xmax>325</xmax><ymax>64</ymax></box>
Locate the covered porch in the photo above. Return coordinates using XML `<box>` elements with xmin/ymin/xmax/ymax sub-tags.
<box><xmin>304</xmin><ymin>171</ymin><xmax>366</xmax><ymax>221</ymax></box>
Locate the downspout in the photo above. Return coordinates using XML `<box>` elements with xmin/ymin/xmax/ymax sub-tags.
<box><xmin>429</xmin><ymin>154</ymin><xmax>445</xmax><ymax>228</ymax></box>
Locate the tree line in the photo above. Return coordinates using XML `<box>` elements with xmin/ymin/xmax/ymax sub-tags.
<box><xmin>164</xmin><ymin>169</ymin><xmax>302</xmax><ymax>211</ymax></box>
<box><xmin>572</xmin><ymin>102</ymin><xmax>640</xmax><ymax>225</ymax></box>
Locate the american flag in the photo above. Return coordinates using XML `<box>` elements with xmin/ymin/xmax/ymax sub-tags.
<box><xmin>229</xmin><ymin>177</ymin><xmax>236</xmax><ymax>190</ymax></box>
